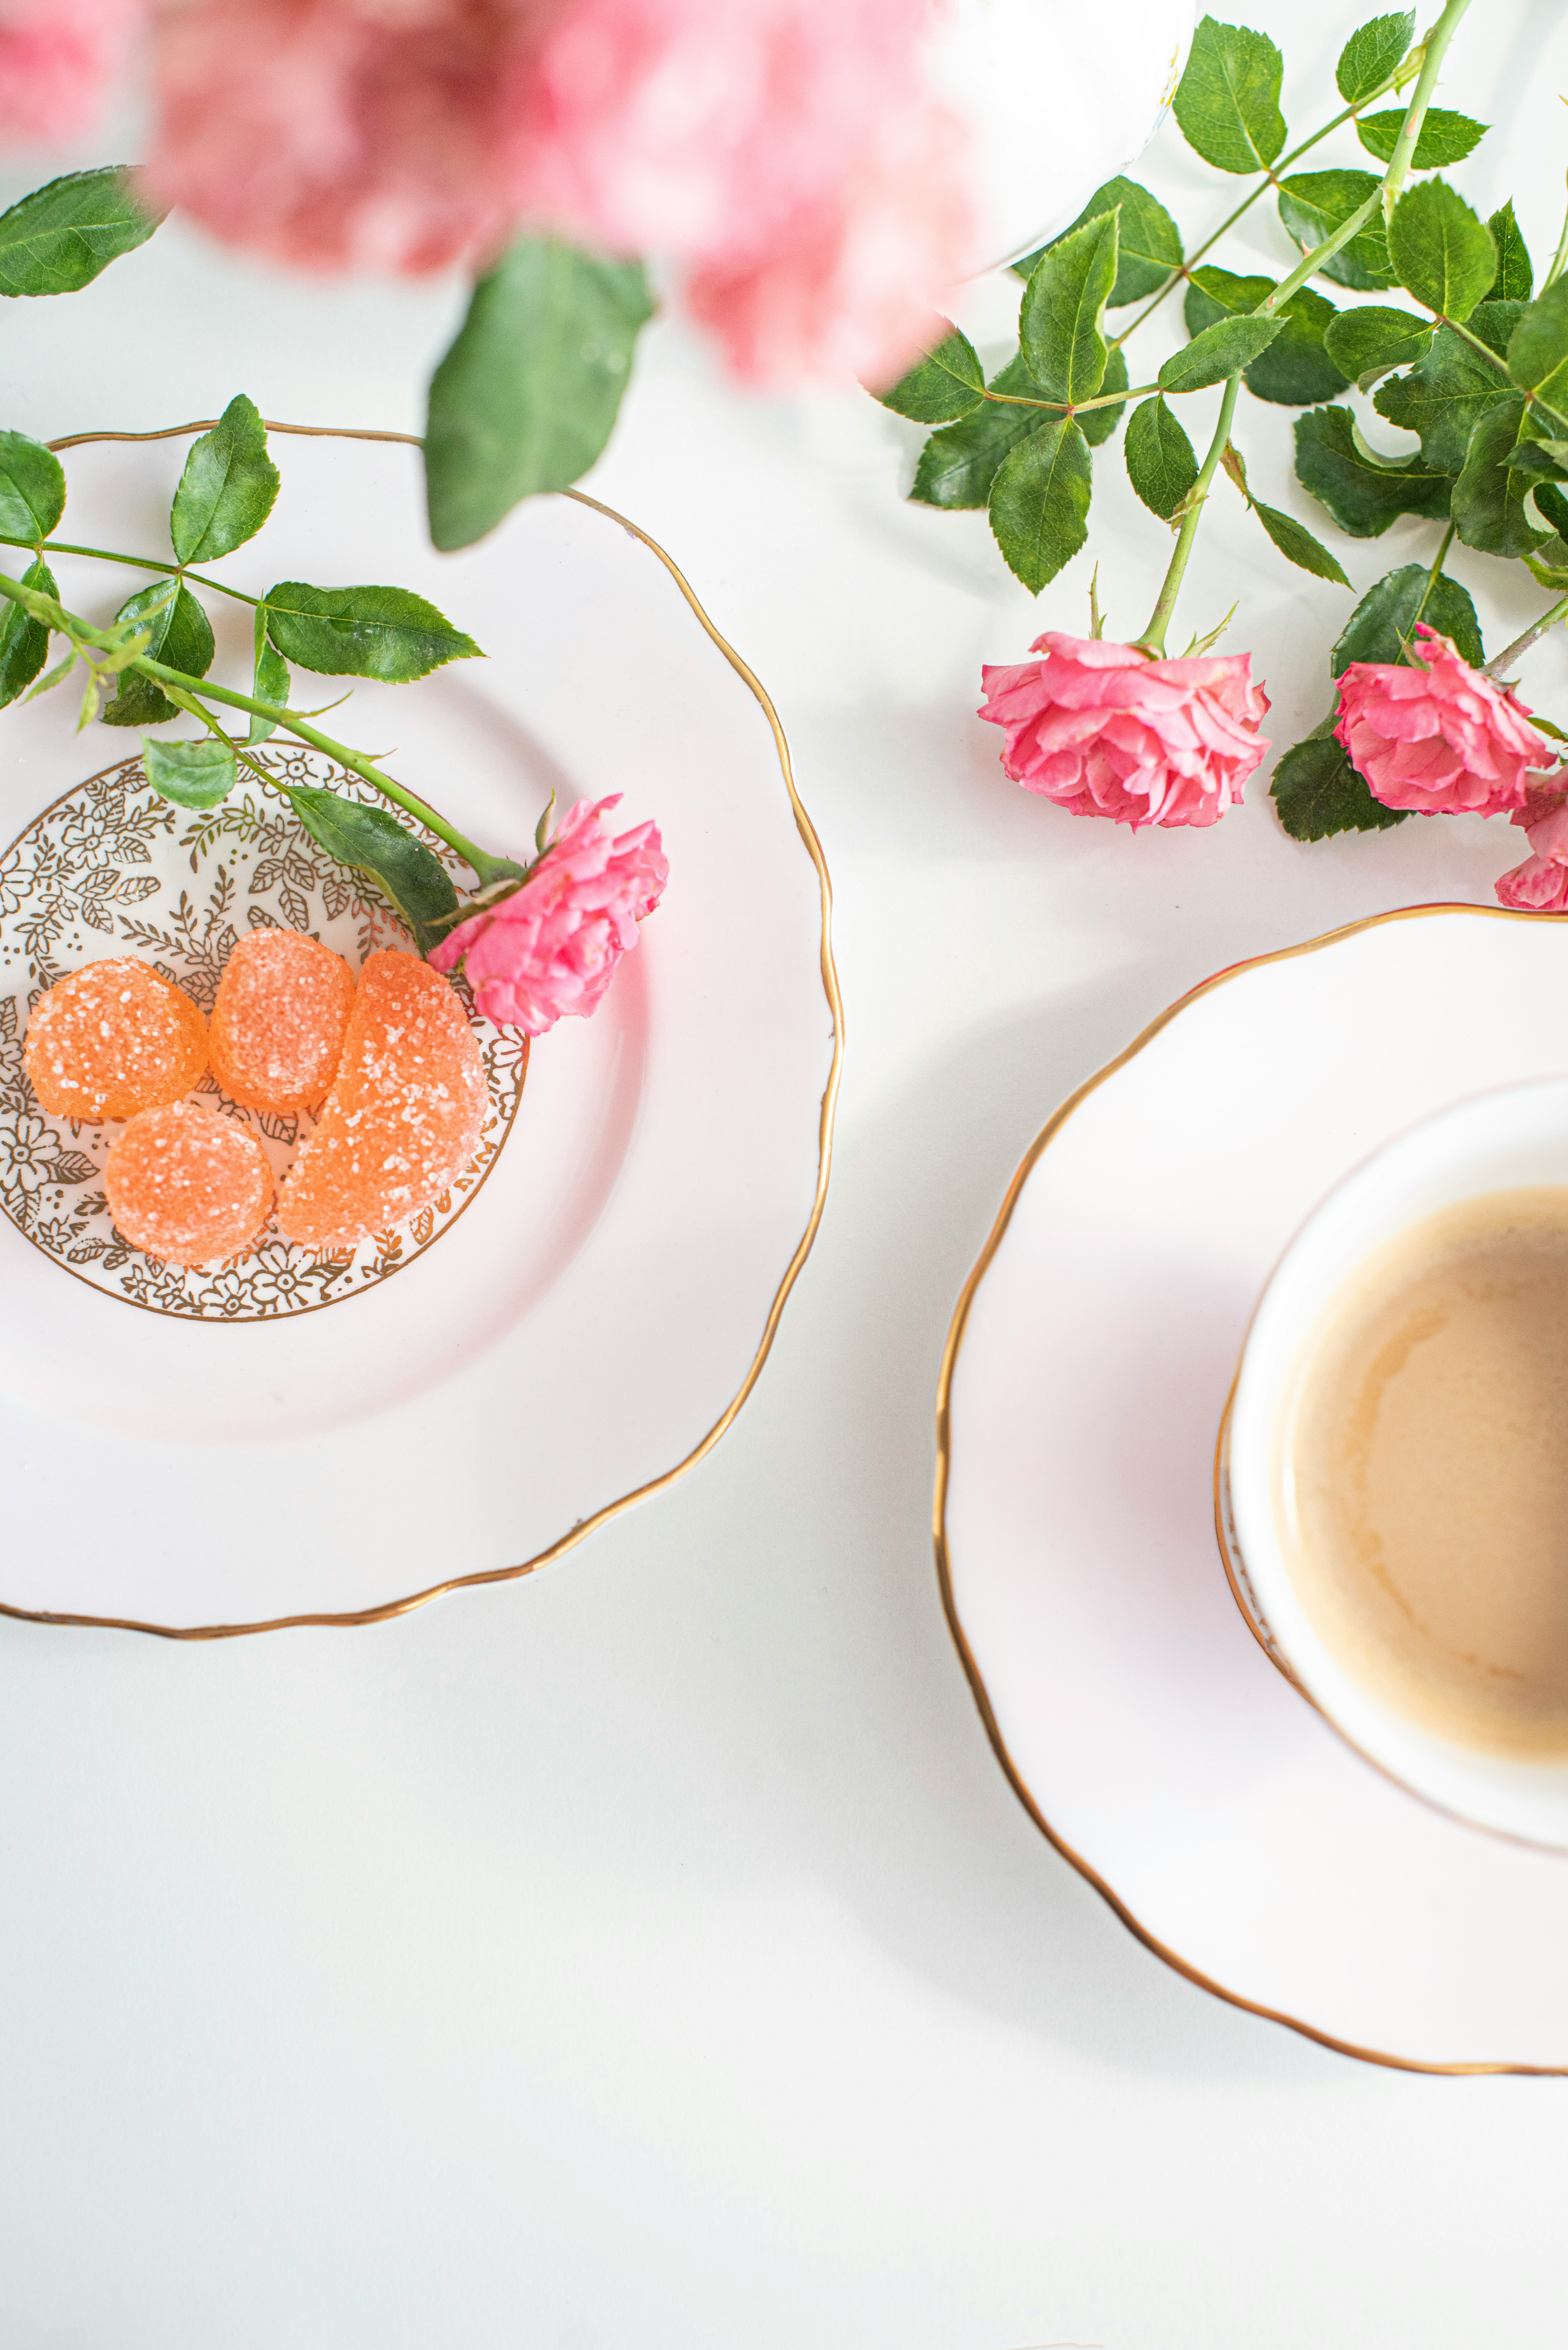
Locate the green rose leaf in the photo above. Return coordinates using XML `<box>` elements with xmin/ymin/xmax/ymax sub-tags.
<box><xmin>248</xmin><ymin>607</ymin><xmax>290</xmax><ymax>746</ymax></box>
<box><xmin>1386</xmin><ymin>179</ymin><xmax>1496</xmax><ymax>325</ymax></box>
<box><xmin>1331</xmin><ymin>561</ymin><xmax>1484</xmax><ymax>671</ymax></box>
<box><xmin>169</xmin><ymin>394</ymin><xmax>280</xmax><ymax>566</ymax></box>
<box><xmin>0</xmin><ymin>168</ymin><xmax>163</xmax><ymax>299</ymax></box>
<box><xmin>874</xmin><ymin>322</ymin><xmax>985</xmax><ymax>423</ymax></box>
<box><xmin>142</xmin><ymin>734</ymin><xmax>237</xmax><ymax>812</ymax></box>
<box><xmin>264</xmin><ymin>581</ymin><xmax>482</xmax><ymax>681</ymax></box>
<box><xmin>425</xmin><ymin>236</ymin><xmax>653</xmax><ymax>552</ymax></box>
<box><xmin>1294</xmin><ymin>405</ymin><xmax>1451</xmax><ymax>536</ymax></box>
<box><xmin>1467</xmin><ymin>299</ymin><xmax>1526</xmax><ymax>359</ymax></box>
<box><xmin>287</xmin><ymin>787</ymin><xmax>458</xmax><ymax>957</ymax></box>
<box><xmin>1518</xmin><ymin>436</ymin><xmax>1568</xmax><ymax>471</ymax></box>
<box><xmin>0</xmin><ymin>430</ymin><xmax>65</xmax><ymax>544</ymax></box>
<box><xmin>1335</xmin><ymin>11</ymin><xmax>1415</xmax><ymax>106</ymax></box>
<box><xmin>1451</xmin><ymin>393</ymin><xmax>1550</xmax><ymax>557</ymax></box>
<box><xmin>909</xmin><ymin>354</ymin><xmax>1045</xmax><ymax>508</ymax></box>
<box><xmin>1124</xmin><ymin>396</ymin><xmax>1198</xmax><ymax>520</ymax></box>
<box><xmin>1532</xmin><ymin>481</ymin><xmax>1568</xmax><ymax>541</ymax></box>
<box><xmin>1157</xmin><ymin>314</ymin><xmax>1285</xmax><ymax>394</ymax></box>
<box><xmin>1278</xmin><ymin>171</ymin><xmax>1394</xmax><ymax>292</ymax></box>
<box><xmin>1173</xmin><ymin>17</ymin><xmax>1286</xmax><ymax>174</ymax></box>
<box><xmin>102</xmin><ymin>580</ymin><xmax>216</xmax><ymax>728</ymax></box>
<box><xmin>0</xmin><ymin>555</ymin><xmax>57</xmax><ymax>709</ymax></box>
<box><xmin>1505</xmin><ymin>439</ymin><xmax>1568</xmax><ymax>481</ymax></box>
<box><xmin>1373</xmin><ymin>323</ymin><xmax>1515</xmax><ymax>473</ymax></box>
<box><xmin>1019</xmin><ymin>209</ymin><xmax>1117</xmax><ymax>405</ymax></box>
<box><xmin>1249</xmin><ymin>500</ymin><xmax>1352</xmax><ymax>584</ymax></box>
<box><xmin>1356</xmin><ymin>108</ymin><xmax>1488</xmax><ymax>168</ymax></box>
<box><xmin>1184</xmin><ymin>268</ymin><xmax>1348</xmax><ymax>405</ymax></box>
<box><xmin>1182</xmin><ymin>266</ymin><xmax>1265</xmax><ymax>333</ymax></box>
<box><xmin>1272</xmin><ymin>732</ymin><xmax>1407</xmax><ymax>838</ymax></box>
<box><xmin>1013</xmin><ymin>178</ymin><xmax>1181</xmax><ymax>307</ymax></box>
<box><xmin>1486</xmin><ymin>201</ymin><xmax>1534</xmax><ymax>303</ymax></box>
<box><xmin>987</xmin><ymin>417</ymin><xmax>1092</xmax><ymax>593</ymax></box>
<box><xmin>1079</xmin><ymin>346</ymin><xmax>1129</xmax><ymax>447</ymax></box>
<box><xmin>1507</xmin><ymin>279</ymin><xmax>1568</xmax><ymax>427</ymax></box>
<box><xmin>1322</xmin><ymin>304</ymin><xmax>1434</xmax><ymax>389</ymax></box>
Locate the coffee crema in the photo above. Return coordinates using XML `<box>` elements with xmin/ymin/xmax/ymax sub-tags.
<box><xmin>1280</xmin><ymin>1185</ymin><xmax>1568</xmax><ymax>1759</ymax></box>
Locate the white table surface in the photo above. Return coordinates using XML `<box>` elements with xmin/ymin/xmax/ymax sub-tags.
<box><xmin>4</xmin><ymin>6</ymin><xmax>1567</xmax><ymax>2340</ymax></box>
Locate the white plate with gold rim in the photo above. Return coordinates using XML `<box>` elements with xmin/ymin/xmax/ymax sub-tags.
<box><xmin>937</xmin><ymin>908</ymin><xmax>1568</xmax><ymax>2074</ymax></box>
<box><xmin>0</xmin><ymin>428</ymin><xmax>840</xmax><ymax>1637</ymax></box>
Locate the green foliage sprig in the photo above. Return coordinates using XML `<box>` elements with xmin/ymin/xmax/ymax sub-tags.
<box><xmin>877</xmin><ymin>0</ymin><xmax>1568</xmax><ymax>843</ymax></box>
<box><xmin>0</xmin><ymin>163</ymin><xmax>652</xmax><ymax>557</ymax></box>
<box><xmin>0</xmin><ymin>397</ymin><xmax>525</xmax><ymax>955</ymax></box>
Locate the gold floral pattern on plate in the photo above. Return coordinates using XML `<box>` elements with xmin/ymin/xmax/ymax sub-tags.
<box><xmin>0</xmin><ymin>750</ymin><xmax>527</xmax><ymax>1320</ymax></box>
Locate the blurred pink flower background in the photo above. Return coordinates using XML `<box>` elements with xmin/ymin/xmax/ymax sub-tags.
<box><xmin>0</xmin><ymin>0</ymin><xmax>972</xmax><ymax>384</ymax></box>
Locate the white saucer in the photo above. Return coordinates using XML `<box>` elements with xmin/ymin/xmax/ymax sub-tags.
<box><xmin>0</xmin><ymin>432</ymin><xmax>841</xmax><ymax>1636</ymax></box>
<box><xmin>937</xmin><ymin>908</ymin><xmax>1568</xmax><ymax>2073</ymax></box>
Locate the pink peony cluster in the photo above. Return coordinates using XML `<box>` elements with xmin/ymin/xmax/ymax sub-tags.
<box><xmin>1496</xmin><ymin>789</ymin><xmax>1568</xmax><ymax>913</ymax></box>
<box><xmin>0</xmin><ymin>0</ymin><xmax>972</xmax><ymax>384</ymax></box>
<box><xmin>0</xmin><ymin>0</ymin><xmax>132</xmax><ymax>143</ymax></box>
<box><xmin>1334</xmin><ymin>625</ymin><xmax>1554</xmax><ymax>816</ymax></box>
<box><xmin>431</xmin><ymin>792</ymin><xmax>667</xmax><ymax>1033</ymax></box>
<box><xmin>977</xmin><ymin>632</ymin><xmax>1271</xmax><ymax>830</ymax></box>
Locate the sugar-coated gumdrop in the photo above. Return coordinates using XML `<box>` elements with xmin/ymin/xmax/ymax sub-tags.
<box><xmin>104</xmin><ymin>1101</ymin><xmax>274</xmax><ymax>1266</ymax></box>
<box><xmin>209</xmin><ymin>929</ymin><xmax>356</xmax><ymax>1113</ymax></box>
<box><xmin>24</xmin><ymin>957</ymin><xmax>207</xmax><ymax>1122</ymax></box>
<box><xmin>276</xmin><ymin>949</ymin><xmax>488</xmax><ymax>1249</ymax></box>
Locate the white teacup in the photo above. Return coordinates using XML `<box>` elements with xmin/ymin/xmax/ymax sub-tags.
<box><xmin>1223</xmin><ymin>1076</ymin><xmax>1568</xmax><ymax>1850</ymax></box>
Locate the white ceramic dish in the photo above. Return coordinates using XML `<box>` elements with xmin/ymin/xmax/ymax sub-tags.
<box><xmin>0</xmin><ymin>430</ymin><xmax>841</xmax><ymax>1637</ymax></box>
<box><xmin>1227</xmin><ymin>1077</ymin><xmax>1568</xmax><ymax>1853</ymax></box>
<box><xmin>937</xmin><ymin>908</ymin><xmax>1568</xmax><ymax>2074</ymax></box>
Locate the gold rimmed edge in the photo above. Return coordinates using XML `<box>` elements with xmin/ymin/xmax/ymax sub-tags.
<box><xmin>933</xmin><ymin>900</ymin><xmax>1568</xmax><ymax>2077</ymax></box>
<box><xmin>0</xmin><ymin>426</ymin><xmax>844</xmax><ymax>1640</ymax></box>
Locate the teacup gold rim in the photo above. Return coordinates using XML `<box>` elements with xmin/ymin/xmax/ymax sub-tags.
<box><xmin>934</xmin><ymin>900</ymin><xmax>1568</xmax><ymax>2076</ymax></box>
<box><xmin>0</xmin><ymin>425</ymin><xmax>844</xmax><ymax>1641</ymax></box>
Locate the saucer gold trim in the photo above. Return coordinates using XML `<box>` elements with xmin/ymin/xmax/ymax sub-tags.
<box><xmin>934</xmin><ymin>902</ymin><xmax>1568</xmax><ymax>2076</ymax></box>
<box><xmin>0</xmin><ymin>423</ymin><xmax>843</xmax><ymax>1641</ymax></box>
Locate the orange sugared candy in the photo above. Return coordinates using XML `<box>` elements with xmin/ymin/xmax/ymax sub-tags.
<box><xmin>25</xmin><ymin>957</ymin><xmax>207</xmax><ymax>1122</ymax></box>
<box><xmin>276</xmin><ymin>949</ymin><xmax>487</xmax><ymax>1249</ymax></box>
<box><xmin>104</xmin><ymin>1100</ymin><xmax>274</xmax><ymax>1266</ymax></box>
<box><xmin>209</xmin><ymin>929</ymin><xmax>356</xmax><ymax>1114</ymax></box>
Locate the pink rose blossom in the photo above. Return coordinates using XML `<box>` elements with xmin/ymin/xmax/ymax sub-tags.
<box><xmin>141</xmin><ymin>0</ymin><xmax>970</xmax><ymax>382</ymax></box>
<box><xmin>1496</xmin><ymin>787</ymin><xmax>1568</xmax><ymax>912</ymax></box>
<box><xmin>976</xmin><ymin>632</ymin><xmax>1270</xmax><ymax>830</ymax></box>
<box><xmin>1334</xmin><ymin>625</ymin><xmax>1554</xmax><ymax>816</ymax></box>
<box><xmin>0</xmin><ymin>0</ymin><xmax>134</xmax><ymax>143</ymax></box>
<box><xmin>430</xmin><ymin>792</ymin><xmax>667</xmax><ymax>1033</ymax></box>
